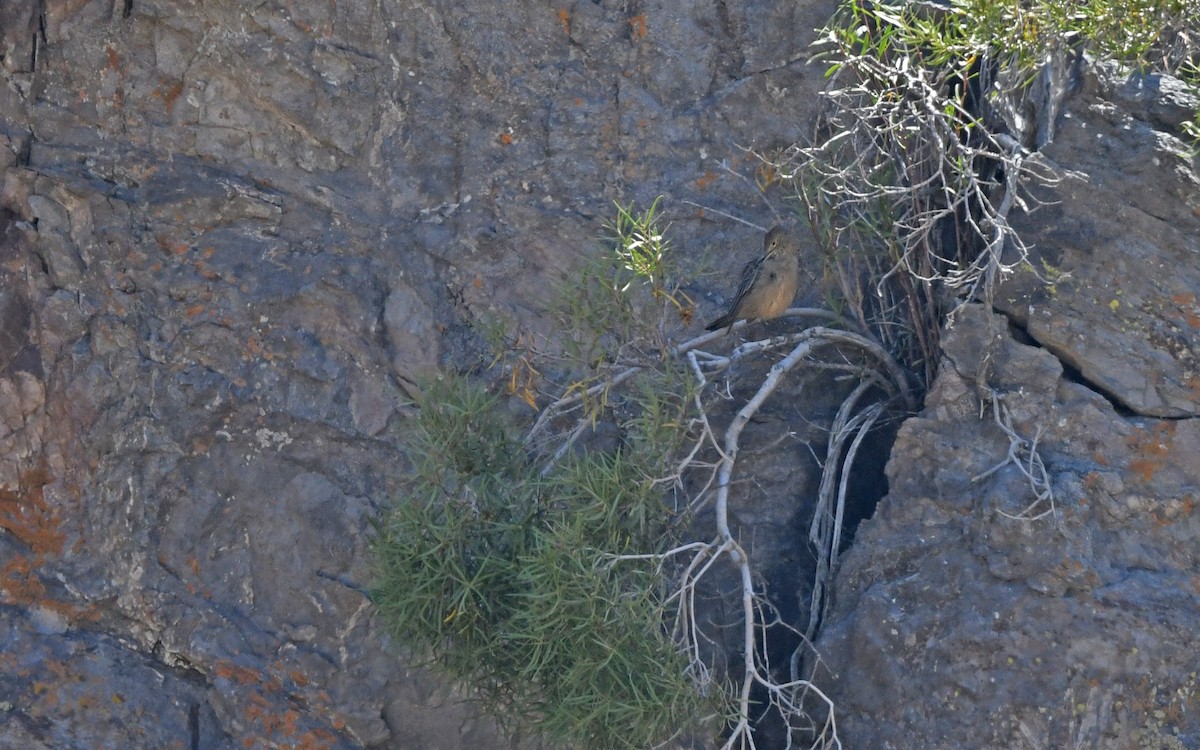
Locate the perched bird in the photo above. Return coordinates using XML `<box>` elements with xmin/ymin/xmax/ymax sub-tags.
<box><xmin>705</xmin><ymin>226</ymin><xmax>802</xmax><ymax>331</ymax></box>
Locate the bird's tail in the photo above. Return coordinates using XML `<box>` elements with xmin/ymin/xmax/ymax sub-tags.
<box><xmin>704</xmin><ymin>313</ymin><xmax>734</xmax><ymax>332</ymax></box>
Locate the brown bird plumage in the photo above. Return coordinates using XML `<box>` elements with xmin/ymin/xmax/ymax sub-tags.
<box><xmin>705</xmin><ymin>226</ymin><xmax>802</xmax><ymax>331</ymax></box>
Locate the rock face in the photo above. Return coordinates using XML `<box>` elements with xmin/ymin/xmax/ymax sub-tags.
<box><xmin>1</xmin><ymin>0</ymin><xmax>835</xmax><ymax>747</ymax></box>
<box><xmin>3</xmin><ymin>0</ymin><xmax>1199</xmax><ymax>748</ymax></box>
<box><xmin>815</xmin><ymin>63</ymin><xmax>1200</xmax><ymax>748</ymax></box>
<box><xmin>996</xmin><ymin>61</ymin><xmax>1200</xmax><ymax>418</ymax></box>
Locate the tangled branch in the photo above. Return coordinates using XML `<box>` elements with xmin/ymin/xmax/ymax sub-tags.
<box><xmin>537</xmin><ymin>308</ymin><xmax>913</xmax><ymax>749</ymax></box>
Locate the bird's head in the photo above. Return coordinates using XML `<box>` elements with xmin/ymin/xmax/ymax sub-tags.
<box><xmin>764</xmin><ymin>226</ymin><xmax>800</xmax><ymax>256</ymax></box>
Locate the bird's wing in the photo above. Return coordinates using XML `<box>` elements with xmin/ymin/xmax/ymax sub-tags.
<box><xmin>704</xmin><ymin>251</ymin><xmax>768</xmax><ymax>331</ymax></box>
<box><xmin>731</xmin><ymin>254</ymin><xmax>765</xmax><ymax>305</ymax></box>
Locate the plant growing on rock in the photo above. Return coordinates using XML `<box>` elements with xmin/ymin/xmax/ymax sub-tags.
<box><xmin>372</xmin><ymin>374</ymin><xmax>703</xmax><ymax>749</ymax></box>
<box><xmin>371</xmin><ymin>197</ymin><xmax>922</xmax><ymax>749</ymax></box>
<box><xmin>752</xmin><ymin>0</ymin><xmax>1197</xmax><ymax>524</ymax></box>
<box><xmin>372</xmin><ymin>2</ymin><xmax>1200</xmax><ymax>744</ymax></box>
<box><xmin>371</xmin><ymin>205</ymin><xmax>710</xmax><ymax>750</ymax></box>
<box><xmin>771</xmin><ymin>0</ymin><xmax>1198</xmax><ymax>378</ymax></box>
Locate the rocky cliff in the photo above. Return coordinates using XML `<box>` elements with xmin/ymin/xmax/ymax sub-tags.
<box><xmin>1</xmin><ymin>1</ymin><xmax>832</xmax><ymax>747</ymax></box>
<box><xmin>1</xmin><ymin>0</ymin><xmax>1198</xmax><ymax>749</ymax></box>
<box><xmin>816</xmin><ymin>61</ymin><xmax>1200</xmax><ymax>748</ymax></box>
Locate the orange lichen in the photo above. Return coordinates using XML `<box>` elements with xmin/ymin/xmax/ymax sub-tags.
<box><xmin>557</xmin><ymin>8</ymin><xmax>570</xmax><ymax>36</ymax></box>
<box><xmin>154</xmin><ymin>234</ymin><xmax>190</xmax><ymax>255</ymax></box>
<box><xmin>1125</xmin><ymin>422</ymin><xmax>1175</xmax><ymax>484</ymax></box>
<box><xmin>0</xmin><ymin>464</ymin><xmax>65</xmax><ymax>557</ymax></box>
<box><xmin>105</xmin><ymin>46</ymin><xmax>121</xmax><ymax>74</ymax></box>
<box><xmin>0</xmin><ymin>460</ymin><xmax>95</xmax><ymax>623</ymax></box>
<box><xmin>1</xmin><ymin>554</ymin><xmax>47</xmax><ymax>602</ymax></box>
<box><xmin>1129</xmin><ymin>458</ymin><xmax>1157</xmax><ymax>483</ymax></box>
<box><xmin>1154</xmin><ymin>493</ymin><xmax>1197</xmax><ymax>525</ymax></box>
<box><xmin>214</xmin><ymin>661</ymin><xmax>264</xmax><ymax>687</ymax></box>
<box><xmin>162</xmin><ymin>80</ymin><xmax>185</xmax><ymax>113</ymax></box>
<box><xmin>630</xmin><ymin>13</ymin><xmax>648</xmax><ymax>39</ymax></box>
<box><xmin>194</xmin><ymin>261</ymin><xmax>221</xmax><ymax>280</ymax></box>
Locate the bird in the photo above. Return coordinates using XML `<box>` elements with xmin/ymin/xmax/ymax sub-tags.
<box><xmin>705</xmin><ymin>226</ymin><xmax>802</xmax><ymax>332</ymax></box>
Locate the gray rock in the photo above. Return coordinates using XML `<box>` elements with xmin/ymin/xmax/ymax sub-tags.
<box><xmin>818</xmin><ymin>304</ymin><xmax>1200</xmax><ymax>748</ymax></box>
<box><xmin>0</xmin><ymin>596</ymin><xmax>236</xmax><ymax>750</ymax></box>
<box><xmin>384</xmin><ymin>281</ymin><xmax>440</xmax><ymax>388</ymax></box>
<box><xmin>5</xmin><ymin>0</ymin><xmax>1195</xmax><ymax>746</ymax></box>
<box><xmin>0</xmin><ymin>0</ymin><xmax>837</xmax><ymax>747</ymax></box>
<box><xmin>997</xmin><ymin>63</ymin><xmax>1200</xmax><ymax>417</ymax></box>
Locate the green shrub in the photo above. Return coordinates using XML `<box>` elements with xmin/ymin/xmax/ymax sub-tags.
<box><xmin>785</xmin><ymin>0</ymin><xmax>1200</xmax><ymax>391</ymax></box>
<box><xmin>372</xmin><ymin>295</ymin><xmax>708</xmax><ymax>747</ymax></box>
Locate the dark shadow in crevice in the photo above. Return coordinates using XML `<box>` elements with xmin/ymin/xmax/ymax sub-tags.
<box><xmin>837</xmin><ymin>418</ymin><xmax>899</xmax><ymax>550</ymax></box>
<box><xmin>1003</xmin><ymin>313</ymin><xmax>1142</xmax><ymax>418</ymax></box>
<box><xmin>746</xmin><ymin>414</ymin><xmax>903</xmax><ymax>748</ymax></box>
